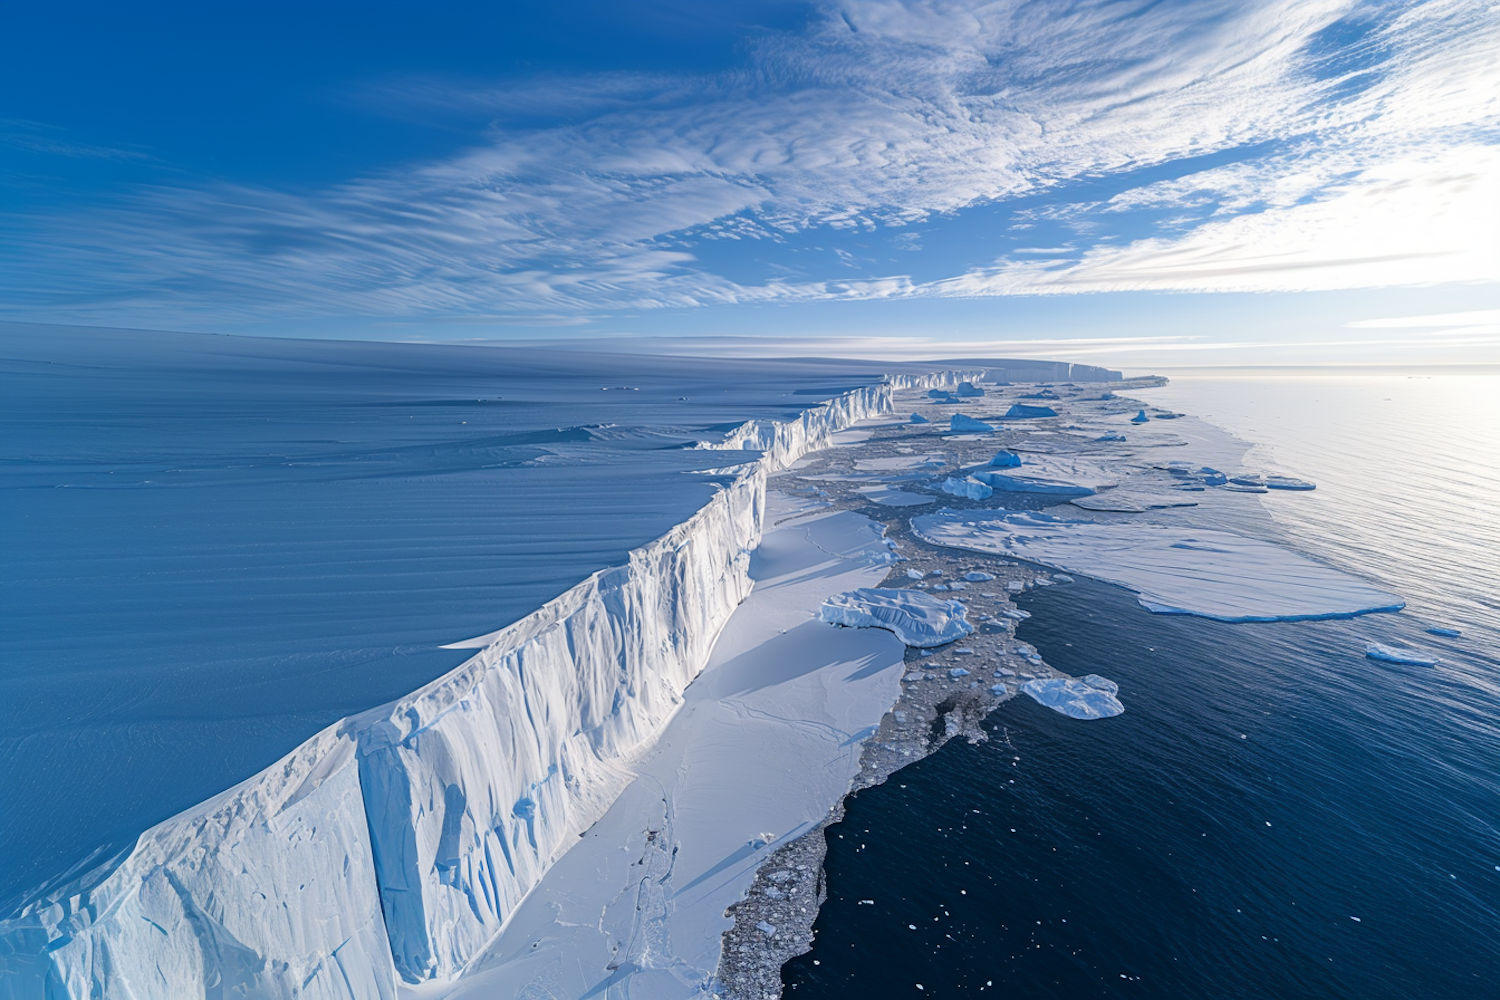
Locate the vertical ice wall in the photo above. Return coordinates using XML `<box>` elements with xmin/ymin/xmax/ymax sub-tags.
<box><xmin>0</xmin><ymin>372</ymin><xmax>975</xmax><ymax>998</ymax></box>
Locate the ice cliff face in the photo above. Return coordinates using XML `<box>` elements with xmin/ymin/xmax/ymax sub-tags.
<box><xmin>0</xmin><ymin>371</ymin><xmax>975</xmax><ymax>999</ymax></box>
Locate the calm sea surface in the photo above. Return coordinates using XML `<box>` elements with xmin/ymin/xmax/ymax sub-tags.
<box><xmin>786</xmin><ymin>371</ymin><xmax>1500</xmax><ymax>998</ymax></box>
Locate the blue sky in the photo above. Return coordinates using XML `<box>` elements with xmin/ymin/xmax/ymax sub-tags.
<box><xmin>2</xmin><ymin>0</ymin><xmax>1496</xmax><ymax>365</ymax></box>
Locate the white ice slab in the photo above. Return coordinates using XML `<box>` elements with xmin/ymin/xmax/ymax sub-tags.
<box><xmin>819</xmin><ymin>588</ymin><xmax>973</xmax><ymax>647</ymax></box>
<box><xmin>1022</xmin><ymin>675</ymin><xmax>1124</xmax><ymax>719</ymax></box>
<box><xmin>440</xmin><ymin>502</ymin><xmax>906</xmax><ymax>999</ymax></box>
<box><xmin>912</xmin><ymin>511</ymin><xmax>1404</xmax><ymax>623</ymax></box>
<box><xmin>858</xmin><ymin>485</ymin><xmax>935</xmax><ymax>507</ymax></box>
<box><xmin>969</xmin><ymin>454</ymin><xmax>1120</xmax><ymax>495</ymax></box>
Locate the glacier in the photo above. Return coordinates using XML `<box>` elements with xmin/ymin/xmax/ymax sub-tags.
<box><xmin>0</xmin><ymin>369</ymin><xmax>980</xmax><ymax>998</ymax></box>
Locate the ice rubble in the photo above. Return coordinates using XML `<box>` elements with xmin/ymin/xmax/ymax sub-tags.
<box><xmin>0</xmin><ymin>371</ymin><xmax>981</xmax><ymax>998</ymax></box>
<box><xmin>911</xmin><ymin>511</ymin><xmax>1405</xmax><ymax>623</ymax></box>
<box><xmin>950</xmin><ymin>413</ymin><xmax>995</xmax><ymax>433</ymax></box>
<box><xmin>1022</xmin><ymin>676</ymin><xmax>1124</xmax><ymax>720</ymax></box>
<box><xmin>819</xmin><ymin>588</ymin><xmax>974</xmax><ymax>647</ymax></box>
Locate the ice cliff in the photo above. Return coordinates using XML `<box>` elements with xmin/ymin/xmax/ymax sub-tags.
<box><xmin>0</xmin><ymin>371</ymin><xmax>980</xmax><ymax>999</ymax></box>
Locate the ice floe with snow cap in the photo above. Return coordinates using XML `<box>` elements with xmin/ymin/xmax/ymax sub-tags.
<box><xmin>1023</xmin><ymin>675</ymin><xmax>1124</xmax><ymax>719</ymax></box>
<box><xmin>912</xmin><ymin>510</ymin><xmax>1405</xmax><ymax>623</ymax></box>
<box><xmin>819</xmin><ymin>588</ymin><xmax>974</xmax><ymax>647</ymax></box>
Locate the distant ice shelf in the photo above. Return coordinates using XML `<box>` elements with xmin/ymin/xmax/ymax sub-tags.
<box><xmin>911</xmin><ymin>510</ymin><xmax>1405</xmax><ymax>623</ymax></box>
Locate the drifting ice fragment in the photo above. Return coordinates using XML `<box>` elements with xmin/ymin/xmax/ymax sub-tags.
<box><xmin>989</xmin><ymin>684</ymin><xmax>1008</xmax><ymax>696</ymax></box>
<box><xmin>950</xmin><ymin>414</ymin><xmax>995</xmax><ymax>433</ymax></box>
<box><xmin>949</xmin><ymin>668</ymin><xmax>971</xmax><ymax>678</ymax></box>
<box><xmin>1265</xmin><ymin>476</ymin><xmax>1315</xmax><ymax>491</ymax></box>
<box><xmin>988</xmin><ymin>450</ymin><xmax>1022</xmax><ymax>468</ymax></box>
<box><xmin>965</xmin><ymin>572</ymin><xmax>995</xmax><ymax>582</ymax></box>
<box><xmin>1097</xmin><ymin>432</ymin><xmax>1127</xmax><ymax>442</ymax></box>
<box><xmin>1005</xmin><ymin>404</ymin><xmax>1058</xmax><ymax>419</ymax></box>
<box><xmin>906</xmin><ymin>569</ymin><xmax>926</xmax><ymax>580</ymax></box>
<box><xmin>819</xmin><ymin>588</ymin><xmax>973</xmax><ymax>647</ymax></box>
<box><xmin>910</xmin><ymin>412</ymin><xmax>931</xmax><ymax>424</ymax></box>
<box><xmin>1426</xmin><ymin>627</ymin><xmax>1461</xmax><ymax>637</ymax></box>
<box><xmin>1365</xmin><ymin>643</ymin><xmax>1438</xmax><ymax>666</ymax></box>
<box><xmin>1130</xmin><ymin>409</ymin><xmax>1150</xmax><ymax>423</ymax></box>
<box><xmin>940</xmin><ymin>476</ymin><xmax>994</xmax><ymax>500</ymax></box>
<box><xmin>1022</xmin><ymin>676</ymin><xmax>1124</xmax><ymax>719</ymax></box>
<box><xmin>927</xmin><ymin>389</ymin><xmax>953</xmax><ymax>399</ymax></box>
<box><xmin>955</xmin><ymin>381</ymin><xmax>985</xmax><ymax>397</ymax></box>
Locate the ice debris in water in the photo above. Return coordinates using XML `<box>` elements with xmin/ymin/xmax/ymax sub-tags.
<box><xmin>819</xmin><ymin>588</ymin><xmax>974</xmax><ymax>647</ymax></box>
<box><xmin>950</xmin><ymin>413</ymin><xmax>995</xmax><ymax>433</ymax></box>
<box><xmin>1426</xmin><ymin>627</ymin><xmax>1461</xmax><ymax>637</ymax></box>
<box><xmin>906</xmin><ymin>569</ymin><xmax>926</xmax><ymax>580</ymax></box>
<box><xmin>940</xmin><ymin>476</ymin><xmax>994</xmax><ymax>500</ymax></box>
<box><xmin>965</xmin><ymin>571</ymin><xmax>995</xmax><ymax>582</ymax></box>
<box><xmin>1365</xmin><ymin>643</ymin><xmax>1438</xmax><ymax>666</ymax></box>
<box><xmin>988</xmin><ymin>450</ymin><xmax>1022</xmax><ymax>468</ymax></box>
<box><xmin>1022</xmin><ymin>675</ymin><xmax>1124</xmax><ymax>719</ymax></box>
<box><xmin>1130</xmin><ymin>409</ymin><xmax>1150</xmax><ymax>423</ymax></box>
<box><xmin>949</xmin><ymin>668</ymin><xmax>971</xmax><ymax>678</ymax></box>
<box><xmin>989</xmin><ymin>683</ymin><xmax>1008</xmax><ymax>696</ymax></box>
<box><xmin>1004</xmin><ymin>403</ymin><xmax>1057</xmax><ymax>419</ymax></box>
<box><xmin>910</xmin><ymin>412</ymin><xmax>931</xmax><ymax>424</ymax></box>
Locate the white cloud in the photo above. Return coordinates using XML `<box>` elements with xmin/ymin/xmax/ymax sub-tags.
<box><xmin>2</xmin><ymin>0</ymin><xmax>1496</xmax><ymax>326</ymax></box>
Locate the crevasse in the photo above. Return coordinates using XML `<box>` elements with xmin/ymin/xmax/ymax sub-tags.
<box><xmin>0</xmin><ymin>371</ymin><xmax>979</xmax><ymax>1000</ymax></box>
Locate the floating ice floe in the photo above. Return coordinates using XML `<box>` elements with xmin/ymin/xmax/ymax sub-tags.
<box><xmin>1005</xmin><ymin>403</ymin><xmax>1058</xmax><ymax>419</ymax></box>
<box><xmin>988</xmin><ymin>450</ymin><xmax>1022</xmax><ymax>468</ymax></box>
<box><xmin>819</xmin><ymin>588</ymin><xmax>974</xmax><ymax>647</ymax></box>
<box><xmin>950</xmin><ymin>414</ymin><xmax>995</xmax><ymax>433</ymax></box>
<box><xmin>906</xmin><ymin>569</ymin><xmax>926</xmax><ymax>580</ymax></box>
<box><xmin>965</xmin><ymin>571</ymin><xmax>995</xmax><ymax>582</ymax></box>
<box><xmin>949</xmin><ymin>667</ymin><xmax>971</xmax><ymax>678</ymax></box>
<box><xmin>910</xmin><ymin>412</ymin><xmax>931</xmax><ymax>424</ymax></box>
<box><xmin>1365</xmin><ymin>643</ymin><xmax>1438</xmax><ymax>666</ymax></box>
<box><xmin>1426</xmin><ymin>627</ymin><xmax>1461</xmax><ymax>637</ymax></box>
<box><xmin>1265</xmin><ymin>476</ymin><xmax>1315</xmax><ymax>491</ymax></box>
<box><xmin>859</xmin><ymin>485</ymin><xmax>935</xmax><ymax>507</ymax></box>
<box><xmin>970</xmin><ymin>454</ymin><xmax>1116</xmax><ymax>496</ymax></box>
<box><xmin>1130</xmin><ymin>409</ymin><xmax>1150</xmax><ymax>423</ymax></box>
<box><xmin>1097</xmin><ymin>432</ymin><xmax>1127</xmax><ymax>442</ymax></box>
<box><xmin>1022</xmin><ymin>675</ymin><xmax>1124</xmax><ymax>719</ymax></box>
<box><xmin>940</xmin><ymin>476</ymin><xmax>994</xmax><ymax>500</ymax></box>
<box><xmin>989</xmin><ymin>683</ymin><xmax>1008</xmax><ymax>696</ymax></box>
<box><xmin>912</xmin><ymin>511</ymin><xmax>1405</xmax><ymax>623</ymax></box>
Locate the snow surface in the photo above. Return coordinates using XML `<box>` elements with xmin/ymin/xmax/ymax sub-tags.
<box><xmin>440</xmin><ymin>501</ymin><xmax>907</xmax><ymax>999</ymax></box>
<box><xmin>912</xmin><ymin>511</ymin><xmax>1404</xmax><ymax>622</ymax></box>
<box><xmin>820</xmin><ymin>588</ymin><xmax>974</xmax><ymax>647</ymax></box>
<box><xmin>0</xmin><ymin>366</ymin><xmax>982</xmax><ymax>997</ymax></box>
<box><xmin>1022</xmin><ymin>676</ymin><xmax>1125</xmax><ymax>719</ymax></box>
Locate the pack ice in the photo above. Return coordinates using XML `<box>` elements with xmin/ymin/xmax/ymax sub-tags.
<box><xmin>911</xmin><ymin>511</ymin><xmax>1404</xmax><ymax>623</ymax></box>
<box><xmin>0</xmin><ymin>372</ymin><xmax>977</xmax><ymax>999</ymax></box>
<box><xmin>819</xmin><ymin>588</ymin><xmax>974</xmax><ymax>647</ymax></box>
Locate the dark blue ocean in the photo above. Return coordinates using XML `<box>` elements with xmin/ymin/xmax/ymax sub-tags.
<box><xmin>785</xmin><ymin>372</ymin><xmax>1500</xmax><ymax>998</ymax></box>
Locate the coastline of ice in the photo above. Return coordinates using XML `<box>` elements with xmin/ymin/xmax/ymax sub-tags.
<box><xmin>912</xmin><ymin>511</ymin><xmax>1405</xmax><ymax>623</ymax></box>
<box><xmin>0</xmin><ymin>370</ymin><xmax>982</xmax><ymax>996</ymax></box>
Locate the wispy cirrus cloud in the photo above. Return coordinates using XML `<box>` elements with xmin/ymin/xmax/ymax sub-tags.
<box><xmin>2</xmin><ymin>0</ymin><xmax>1495</xmax><ymax>329</ymax></box>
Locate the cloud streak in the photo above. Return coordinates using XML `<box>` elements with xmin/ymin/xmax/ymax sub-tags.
<box><xmin>2</xmin><ymin>0</ymin><xmax>1495</xmax><ymax>327</ymax></box>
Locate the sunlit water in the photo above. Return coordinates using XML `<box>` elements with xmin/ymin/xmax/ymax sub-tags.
<box><xmin>787</xmin><ymin>370</ymin><xmax>1500</xmax><ymax>998</ymax></box>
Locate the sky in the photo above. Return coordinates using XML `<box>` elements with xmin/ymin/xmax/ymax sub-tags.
<box><xmin>1</xmin><ymin>0</ymin><xmax>1496</xmax><ymax>366</ymax></box>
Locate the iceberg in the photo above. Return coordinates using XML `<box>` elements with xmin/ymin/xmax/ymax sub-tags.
<box><xmin>1365</xmin><ymin>643</ymin><xmax>1438</xmax><ymax>666</ymax></box>
<box><xmin>911</xmin><ymin>511</ymin><xmax>1406</xmax><ymax>623</ymax></box>
<box><xmin>818</xmin><ymin>588</ymin><xmax>974</xmax><ymax>647</ymax></box>
<box><xmin>1130</xmin><ymin>409</ymin><xmax>1150</xmax><ymax>423</ymax></box>
<box><xmin>939</xmin><ymin>476</ymin><xmax>994</xmax><ymax>500</ymax></box>
<box><xmin>910</xmin><ymin>412</ymin><xmax>931</xmax><ymax>423</ymax></box>
<box><xmin>988</xmin><ymin>450</ymin><xmax>1022</xmax><ymax>468</ymax></box>
<box><xmin>1265</xmin><ymin>476</ymin><xmax>1315</xmax><ymax>491</ymax></box>
<box><xmin>950</xmin><ymin>413</ymin><xmax>995</xmax><ymax>433</ymax></box>
<box><xmin>955</xmin><ymin>381</ymin><xmax>985</xmax><ymax>397</ymax></box>
<box><xmin>1004</xmin><ymin>403</ymin><xmax>1058</xmax><ymax>419</ymax></box>
<box><xmin>1022</xmin><ymin>676</ymin><xmax>1124</xmax><ymax>719</ymax></box>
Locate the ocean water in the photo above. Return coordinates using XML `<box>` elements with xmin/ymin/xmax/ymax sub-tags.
<box><xmin>785</xmin><ymin>371</ymin><xmax>1500</xmax><ymax>998</ymax></box>
<box><xmin>0</xmin><ymin>324</ymin><xmax>892</xmax><ymax>910</ymax></box>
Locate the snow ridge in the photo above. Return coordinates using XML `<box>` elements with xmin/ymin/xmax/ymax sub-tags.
<box><xmin>0</xmin><ymin>371</ymin><xmax>976</xmax><ymax>999</ymax></box>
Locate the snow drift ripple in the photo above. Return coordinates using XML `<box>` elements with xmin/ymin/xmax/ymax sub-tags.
<box><xmin>0</xmin><ymin>370</ymin><xmax>980</xmax><ymax>999</ymax></box>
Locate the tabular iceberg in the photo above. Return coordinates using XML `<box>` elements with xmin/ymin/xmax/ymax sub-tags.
<box><xmin>950</xmin><ymin>414</ymin><xmax>995</xmax><ymax>433</ymax></box>
<box><xmin>1005</xmin><ymin>403</ymin><xmax>1058</xmax><ymax>419</ymax></box>
<box><xmin>818</xmin><ymin>588</ymin><xmax>973</xmax><ymax>647</ymax></box>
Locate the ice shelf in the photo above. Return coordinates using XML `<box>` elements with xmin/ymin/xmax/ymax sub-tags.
<box><xmin>0</xmin><ymin>371</ymin><xmax>982</xmax><ymax>999</ymax></box>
